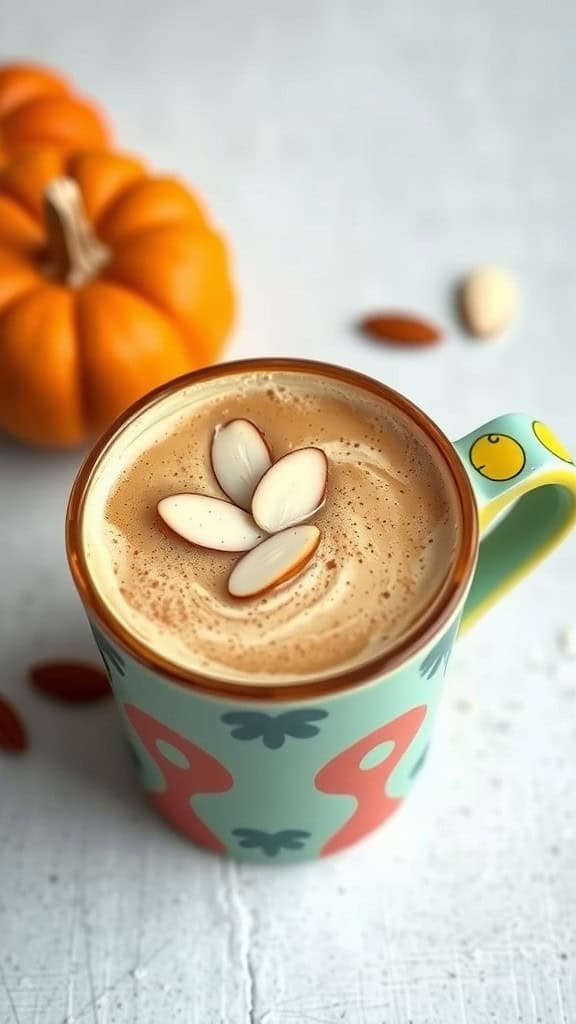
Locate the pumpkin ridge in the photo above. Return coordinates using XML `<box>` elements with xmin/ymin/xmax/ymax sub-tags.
<box><xmin>0</xmin><ymin>64</ymin><xmax>68</xmax><ymax>118</ymax></box>
<box><xmin>0</xmin><ymin>284</ymin><xmax>84</xmax><ymax>445</ymax></box>
<box><xmin>95</xmin><ymin>177</ymin><xmax>207</xmax><ymax>242</ymax></box>
<box><xmin>89</xmin><ymin>275</ymin><xmax>195</xmax><ymax>348</ymax></box>
<box><xmin>0</xmin><ymin>178</ymin><xmax>42</xmax><ymax>224</ymax></box>
<box><xmin>75</xmin><ymin>280</ymin><xmax>193</xmax><ymax>433</ymax></box>
<box><xmin>2</xmin><ymin>94</ymin><xmax>66</xmax><ymax>122</ymax></box>
<box><xmin>0</xmin><ymin>63</ymin><xmax>109</xmax><ymax>165</ymax></box>
<box><xmin>99</xmin><ymin>221</ymin><xmax>193</xmax><ymax>249</ymax></box>
<box><xmin>0</xmin><ymin>192</ymin><xmax>44</xmax><ymax>249</ymax></box>
<box><xmin>104</xmin><ymin>222</ymin><xmax>234</xmax><ymax>360</ymax></box>
<box><xmin>69</xmin><ymin>155</ymin><xmax>147</xmax><ymax>230</ymax></box>
<box><xmin>0</xmin><ymin>163</ymin><xmax>57</xmax><ymax>226</ymax></box>
<box><xmin>0</xmin><ymin>282</ymin><xmax>46</xmax><ymax>325</ymax></box>
<box><xmin>2</xmin><ymin>95</ymin><xmax>108</xmax><ymax>152</ymax></box>
<box><xmin>91</xmin><ymin>184</ymin><xmax>149</xmax><ymax>233</ymax></box>
<box><xmin>102</xmin><ymin>238</ymin><xmax>208</xmax><ymax>348</ymax></box>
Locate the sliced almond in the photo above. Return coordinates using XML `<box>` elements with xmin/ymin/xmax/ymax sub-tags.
<box><xmin>158</xmin><ymin>494</ymin><xmax>265</xmax><ymax>552</ymax></box>
<box><xmin>228</xmin><ymin>525</ymin><xmax>321</xmax><ymax>598</ymax></box>
<box><xmin>211</xmin><ymin>419</ymin><xmax>273</xmax><ymax>510</ymax></box>
<box><xmin>251</xmin><ymin>447</ymin><xmax>328</xmax><ymax>533</ymax></box>
<box><xmin>459</xmin><ymin>266</ymin><xmax>519</xmax><ymax>338</ymax></box>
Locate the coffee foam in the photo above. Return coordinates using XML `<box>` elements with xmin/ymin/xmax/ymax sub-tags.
<box><xmin>83</xmin><ymin>370</ymin><xmax>462</xmax><ymax>685</ymax></box>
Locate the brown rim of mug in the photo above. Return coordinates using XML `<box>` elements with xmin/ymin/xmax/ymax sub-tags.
<box><xmin>66</xmin><ymin>358</ymin><xmax>479</xmax><ymax>702</ymax></box>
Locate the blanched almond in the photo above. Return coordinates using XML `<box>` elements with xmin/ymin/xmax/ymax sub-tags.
<box><xmin>158</xmin><ymin>494</ymin><xmax>265</xmax><ymax>552</ymax></box>
<box><xmin>211</xmin><ymin>419</ymin><xmax>272</xmax><ymax>510</ymax></box>
<box><xmin>251</xmin><ymin>447</ymin><xmax>328</xmax><ymax>533</ymax></box>
<box><xmin>459</xmin><ymin>266</ymin><xmax>519</xmax><ymax>338</ymax></box>
<box><xmin>228</xmin><ymin>525</ymin><xmax>321</xmax><ymax>598</ymax></box>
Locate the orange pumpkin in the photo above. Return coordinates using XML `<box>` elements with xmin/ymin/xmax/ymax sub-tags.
<box><xmin>0</xmin><ymin>62</ymin><xmax>109</xmax><ymax>164</ymax></box>
<box><xmin>0</xmin><ymin>147</ymin><xmax>235</xmax><ymax>446</ymax></box>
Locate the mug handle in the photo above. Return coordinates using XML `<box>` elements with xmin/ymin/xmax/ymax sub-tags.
<box><xmin>453</xmin><ymin>413</ymin><xmax>576</xmax><ymax>631</ymax></box>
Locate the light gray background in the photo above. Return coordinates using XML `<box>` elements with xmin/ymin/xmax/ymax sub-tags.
<box><xmin>1</xmin><ymin>1</ymin><xmax>576</xmax><ymax>1022</ymax></box>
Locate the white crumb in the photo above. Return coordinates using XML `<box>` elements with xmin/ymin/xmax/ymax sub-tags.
<box><xmin>526</xmin><ymin>645</ymin><xmax>547</xmax><ymax>669</ymax></box>
<box><xmin>558</xmin><ymin>626</ymin><xmax>576</xmax><ymax>660</ymax></box>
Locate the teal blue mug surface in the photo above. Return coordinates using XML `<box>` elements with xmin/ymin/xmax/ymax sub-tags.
<box><xmin>67</xmin><ymin>360</ymin><xmax>576</xmax><ymax>862</ymax></box>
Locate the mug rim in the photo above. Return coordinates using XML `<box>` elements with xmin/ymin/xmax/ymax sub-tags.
<box><xmin>66</xmin><ymin>358</ymin><xmax>479</xmax><ymax>701</ymax></box>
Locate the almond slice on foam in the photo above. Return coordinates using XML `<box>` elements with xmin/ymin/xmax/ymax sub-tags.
<box><xmin>211</xmin><ymin>419</ymin><xmax>273</xmax><ymax>510</ymax></box>
<box><xmin>251</xmin><ymin>447</ymin><xmax>328</xmax><ymax>533</ymax></box>
<box><xmin>157</xmin><ymin>494</ymin><xmax>265</xmax><ymax>552</ymax></box>
<box><xmin>228</xmin><ymin>524</ymin><xmax>321</xmax><ymax>598</ymax></box>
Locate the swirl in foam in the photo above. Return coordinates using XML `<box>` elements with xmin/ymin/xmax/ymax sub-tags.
<box><xmin>83</xmin><ymin>370</ymin><xmax>462</xmax><ymax>685</ymax></box>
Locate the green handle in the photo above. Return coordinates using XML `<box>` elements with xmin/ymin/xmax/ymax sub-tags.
<box><xmin>454</xmin><ymin>414</ymin><xmax>576</xmax><ymax>630</ymax></box>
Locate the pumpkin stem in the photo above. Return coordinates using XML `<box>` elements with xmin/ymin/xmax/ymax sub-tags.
<box><xmin>44</xmin><ymin>177</ymin><xmax>110</xmax><ymax>287</ymax></box>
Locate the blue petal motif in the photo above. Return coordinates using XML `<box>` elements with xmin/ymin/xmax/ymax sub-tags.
<box><xmin>419</xmin><ymin>620</ymin><xmax>459</xmax><ymax>680</ymax></box>
<box><xmin>222</xmin><ymin>709</ymin><xmax>328</xmax><ymax>749</ymax></box>
<box><xmin>232</xmin><ymin>828</ymin><xmax>311</xmax><ymax>857</ymax></box>
<box><xmin>276</xmin><ymin>709</ymin><xmax>328</xmax><ymax>738</ymax></box>
<box><xmin>221</xmin><ymin>712</ymin><xmax>272</xmax><ymax>741</ymax></box>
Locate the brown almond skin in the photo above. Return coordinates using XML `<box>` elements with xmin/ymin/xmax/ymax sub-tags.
<box><xmin>0</xmin><ymin>694</ymin><xmax>28</xmax><ymax>752</ymax></box>
<box><xmin>227</xmin><ymin>528</ymin><xmax>321</xmax><ymax>600</ymax></box>
<box><xmin>251</xmin><ymin>447</ymin><xmax>328</xmax><ymax>533</ymax></box>
<box><xmin>359</xmin><ymin>313</ymin><xmax>443</xmax><ymax>346</ymax></box>
<box><xmin>30</xmin><ymin>662</ymin><xmax>111</xmax><ymax>702</ymax></box>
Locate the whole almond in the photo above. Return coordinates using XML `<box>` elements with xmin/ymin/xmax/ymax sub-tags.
<box><xmin>359</xmin><ymin>313</ymin><xmax>443</xmax><ymax>347</ymax></box>
<box><xmin>459</xmin><ymin>266</ymin><xmax>519</xmax><ymax>338</ymax></box>
<box><xmin>30</xmin><ymin>661</ymin><xmax>112</xmax><ymax>702</ymax></box>
<box><xmin>0</xmin><ymin>694</ymin><xmax>28</xmax><ymax>752</ymax></box>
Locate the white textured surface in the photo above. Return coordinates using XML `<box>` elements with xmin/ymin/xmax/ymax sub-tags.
<box><xmin>1</xmin><ymin>1</ymin><xmax>576</xmax><ymax>1021</ymax></box>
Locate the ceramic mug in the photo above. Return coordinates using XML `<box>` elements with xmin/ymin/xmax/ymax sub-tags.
<box><xmin>67</xmin><ymin>360</ymin><xmax>576</xmax><ymax>862</ymax></box>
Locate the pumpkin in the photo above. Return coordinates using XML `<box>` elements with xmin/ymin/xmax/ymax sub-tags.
<box><xmin>0</xmin><ymin>147</ymin><xmax>235</xmax><ymax>446</ymax></box>
<box><xmin>0</xmin><ymin>62</ymin><xmax>109</xmax><ymax>164</ymax></box>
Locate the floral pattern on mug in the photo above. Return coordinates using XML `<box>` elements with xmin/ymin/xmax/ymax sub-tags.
<box><xmin>221</xmin><ymin>709</ymin><xmax>328</xmax><ymax>749</ymax></box>
<box><xmin>419</xmin><ymin>620</ymin><xmax>459</xmax><ymax>680</ymax></box>
<box><xmin>232</xmin><ymin>828</ymin><xmax>311</xmax><ymax>857</ymax></box>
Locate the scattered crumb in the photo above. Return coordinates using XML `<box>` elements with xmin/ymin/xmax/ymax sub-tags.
<box><xmin>455</xmin><ymin>697</ymin><xmax>474</xmax><ymax>713</ymax></box>
<box><xmin>486</xmin><ymin>718</ymin><xmax>511</xmax><ymax>734</ymax></box>
<box><xmin>504</xmin><ymin>698</ymin><xmax>524</xmax><ymax>711</ymax></box>
<box><xmin>558</xmin><ymin>625</ymin><xmax>576</xmax><ymax>659</ymax></box>
<box><xmin>526</xmin><ymin>645</ymin><xmax>547</xmax><ymax>669</ymax></box>
<box><xmin>551</xmin><ymin>661</ymin><xmax>575</xmax><ymax>685</ymax></box>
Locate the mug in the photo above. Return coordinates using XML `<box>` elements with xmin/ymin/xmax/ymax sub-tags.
<box><xmin>67</xmin><ymin>359</ymin><xmax>576</xmax><ymax>862</ymax></box>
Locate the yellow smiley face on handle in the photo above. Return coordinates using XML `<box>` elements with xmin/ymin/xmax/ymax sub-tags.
<box><xmin>470</xmin><ymin>433</ymin><xmax>526</xmax><ymax>481</ymax></box>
